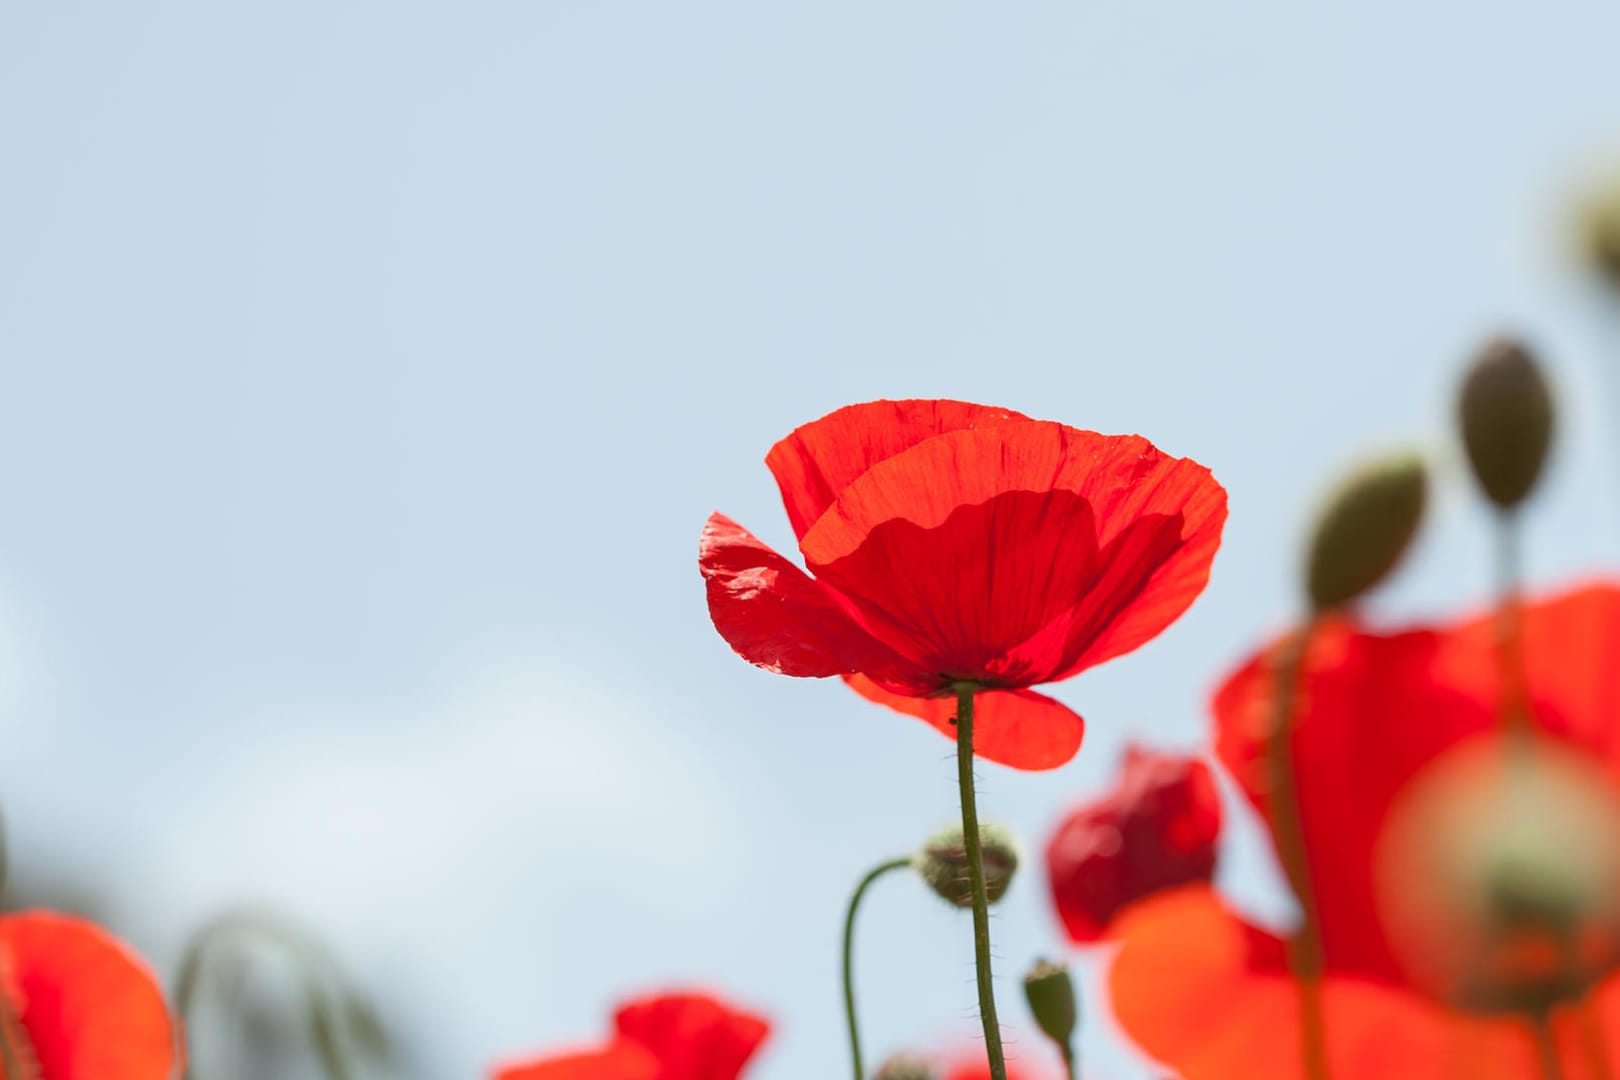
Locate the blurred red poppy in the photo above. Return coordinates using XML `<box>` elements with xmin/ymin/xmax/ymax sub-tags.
<box><xmin>1107</xmin><ymin>582</ymin><xmax>1620</xmax><ymax>1079</ymax></box>
<box><xmin>1045</xmin><ymin>746</ymin><xmax>1221</xmax><ymax>943</ymax></box>
<box><xmin>0</xmin><ymin>910</ymin><xmax>177</xmax><ymax>1080</ymax></box>
<box><xmin>700</xmin><ymin>400</ymin><xmax>1226</xmax><ymax>769</ymax></box>
<box><xmin>491</xmin><ymin>991</ymin><xmax>770</xmax><ymax>1080</ymax></box>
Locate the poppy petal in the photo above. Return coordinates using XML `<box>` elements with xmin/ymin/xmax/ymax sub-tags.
<box><xmin>801</xmin><ymin>423</ymin><xmax>1225</xmax><ymax>685</ymax></box>
<box><xmin>844</xmin><ymin>675</ymin><xmax>1084</xmax><ymax>769</ymax></box>
<box><xmin>700</xmin><ymin>512</ymin><xmax>908</xmax><ymax>679</ymax></box>
<box><xmin>1213</xmin><ymin>582</ymin><xmax>1620</xmax><ymax>985</ymax></box>
<box><xmin>0</xmin><ymin>911</ymin><xmax>177</xmax><ymax>1080</ymax></box>
<box><xmin>1108</xmin><ymin>887</ymin><xmax>1539</xmax><ymax>1080</ymax></box>
<box><xmin>1045</xmin><ymin>747</ymin><xmax>1221</xmax><ymax>942</ymax></box>
<box><xmin>613</xmin><ymin>992</ymin><xmax>770</xmax><ymax>1080</ymax></box>
<box><xmin>491</xmin><ymin>1042</ymin><xmax>661</xmax><ymax>1080</ymax></box>
<box><xmin>765</xmin><ymin>400</ymin><xmax>1031</xmax><ymax>540</ymax></box>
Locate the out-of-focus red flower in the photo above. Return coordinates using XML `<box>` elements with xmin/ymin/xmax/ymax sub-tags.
<box><xmin>1108</xmin><ymin>582</ymin><xmax>1620</xmax><ymax>1079</ymax></box>
<box><xmin>491</xmin><ymin>991</ymin><xmax>770</xmax><ymax>1080</ymax></box>
<box><xmin>0</xmin><ymin>910</ymin><xmax>177</xmax><ymax>1080</ymax></box>
<box><xmin>1045</xmin><ymin>746</ymin><xmax>1222</xmax><ymax>943</ymax></box>
<box><xmin>700</xmin><ymin>400</ymin><xmax>1226</xmax><ymax>769</ymax></box>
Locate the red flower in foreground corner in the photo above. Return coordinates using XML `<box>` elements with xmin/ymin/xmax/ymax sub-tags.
<box><xmin>1107</xmin><ymin>582</ymin><xmax>1620</xmax><ymax>1079</ymax></box>
<box><xmin>1045</xmin><ymin>746</ymin><xmax>1221</xmax><ymax>943</ymax></box>
<box><xmin>700</xmin><ymin>400</ymin><xmax>1227</xmax><ymax>769</ymax></box>
<box><xmin>491</xmin><ymin>991</ymin><xmax>770</xmax><ymax>1080</ymax></box>
<box><xmin>0</xmin><ymin>910</ymin><xmax>177</xmax><ymax>1079</ymax></box>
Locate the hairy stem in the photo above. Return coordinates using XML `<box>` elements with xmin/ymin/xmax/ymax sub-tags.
<box><xmin>954</xmin><ymin>685</ymin><xmax>1007</xmax><ymax>1080</ymax></box>
<box><xmin>842</xmin><ymin>856</ymin><xmax>911</xmax><ymax>1080</ymax></box>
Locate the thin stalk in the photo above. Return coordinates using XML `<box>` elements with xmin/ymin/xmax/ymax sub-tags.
<box><xmin>1060</xmin><ymin>1045</ymin><xmax>1077</xmax><ymax>1080</ymax></box>
<box><xmin>1494</xmin><ymin>510</ymin><xmax>1530</xmax><ymax>736</ymax></box>
<box><xmin>842</xmin><ymin>856</ymin><xmax>911</xmax><ymax>1080</ymax></box>
<box><xmin>1532</xmin><ymin>1013</ymin><xmax>1567</xmax><ymax>1080</ymax></box>
<box><xmin>1266</xmin><ymin>621</ymin><xmax>1330</xmax><ymax>1080</ymax></box>
<box><xmin>954</xmin><ymin>684</ymin><xmax>1007</xmax><ymax>1080</ymax></box>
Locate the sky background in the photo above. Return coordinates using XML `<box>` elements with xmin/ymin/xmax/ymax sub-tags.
<box><xmin>5</xmin><ymin>3</ymin><xmax>1620</xmax><ymax>1078</ymax></box>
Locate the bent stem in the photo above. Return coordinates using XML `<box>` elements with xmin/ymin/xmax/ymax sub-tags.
<box><xmin>1266</xmin><ymin>621</ymin><xmax>1330</xmax><ymax>1080</ymax></box>
<box><xmin>843</xmin><ymin>856</ymin><xmax>911</xmax><ymax>1080</ymax></box>
<box><xmin>1533</xmin><ymin>1013</ymin><xmax>1567</xmax><ymax>1080</ymax></box>
<box><xmin>954</xmin><ymin>684</ymin><xmax>1007</xmax><ymax>1080</ymax></box>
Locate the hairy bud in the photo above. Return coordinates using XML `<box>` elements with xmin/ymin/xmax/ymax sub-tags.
<box><xmin>914</xmin><ymin>823</ymin><xmax>1019</xmax><ymax>908</ymax></box>
<box><xmin>1457</xmin><ymin>337</ymin><xmax>1554</xmax><ymax>510</ymax></box>
<box><xmin>1305</xmin><ymin>453</ymin><xmax>1427</xmax><ymax>612</ymax></box>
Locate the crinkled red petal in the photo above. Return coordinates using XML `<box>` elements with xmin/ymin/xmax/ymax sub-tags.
<box><xmin>0</xmin><ymin>911</ymin><xmax>177</xmax><ymax>1080</ymax></box>
<box><xmin>699</xmin><ymin>512</ymin><xmax>910</xmax><ymax>680</ymax></box>
<box><xmin>765</xmin><ymin>400</ymin><xmax>1030</xmax><ymax>541</ymax></box>
<box><xmin>491</xmin><ymin>1042</ymin><xmax>661</xmax><ymax>1080</ymax></box>
<box><xmin>612</xmin><ymin>992</ymin><xmax>770</xmax><ymax>1080</ymax></box>
<box><xmin>801</xmin><ymin>422</ymin><xmax>1225</xmax><ymax>685</ymax></box>
<box><xmin>1045</xmin><ymin>746</ymin><xmax>1221</xmax><ymax>942</ymax></box>
<box><xmin>844</xmin><ymin>675</ymin><xmax>1083</xmax><ymax>770</ymax></box>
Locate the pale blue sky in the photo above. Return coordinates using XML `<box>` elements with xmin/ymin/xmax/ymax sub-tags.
<box><xmin>5</xmin><ymin>3</ymin><xmax>1620</xmax><ymax>1078</ymax></box>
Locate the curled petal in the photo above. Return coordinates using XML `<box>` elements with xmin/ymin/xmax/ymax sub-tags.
<box><xmin>765</xmin><ymin>400</ymin><xmax>1030</xmax><ymax>540</ymax></box>
<box><xmin>613</xmin><ymin>992</ymin><xmax>770</xmax><ymax>1080</ymax></box>
<box><xmin>0</xmin><ymin>911</ymin><xmax>177</xmax><ymax>1080</ymax></box>
<box><xmin>700</xmin><ymin>513</ymin><xmax>907</xmax><ymax>679</ymax></box>
<box><xmin>845</xmin><ymin>675</ymin><xmax>1084</xmax><ymax>770</ymax></box>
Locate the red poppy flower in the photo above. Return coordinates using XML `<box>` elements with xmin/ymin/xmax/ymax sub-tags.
<box><xmin>491</xmin><ymin>990</ymin><xmax>770</xmax><ymax>1080</ymax></box>
<box><xmin>0</xmin><ymin>910</ymin><xmax>178</xmax><ymax>1080</ymax></box>
<box><xmin>1107</xmin><ymin>582</ymin><xmax>1620</xmax><ymax>1079</ymax></box>
<box><xmin>700</xmin><ymin>400</ymin><xmax>1227</xmax><ymax>769</ymax></box>
<box><xmin>1045</xmin><ymin>746</ymin><xmax>1221</xmax><ymax>943</ymax></box>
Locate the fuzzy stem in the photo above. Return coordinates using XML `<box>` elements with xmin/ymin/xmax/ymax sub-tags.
<box><xmin>954</xmin><ymin>684</ymin><xmax>1007</xmax><ymax>1080</ymax></box>
<box><xmin>842</xmin><ymin>856</ymin><xmax>911</xmax><ymax>1080</ymax></box>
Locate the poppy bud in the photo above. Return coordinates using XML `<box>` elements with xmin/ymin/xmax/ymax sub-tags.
<box><xmin>1374</xmin><ymin>736</ymin><xmax>1620</xmax><ymax>1014</ymax></box>
<box><xmin>1022</xmin><ymin>959</ymin><xmax>1078</xmax><ymax>1053</ymax></box>
<box><xmin>1456</xmin><ymin>337</ymin><xmax>1554</xmax><ymax>510</ymax></box>
<box><xmin>874</xmin><ymin>1053</ymin><xmax>939</xmax><ymax>1080</ymax></box>
<box><xmin>1584</xmin><ymin>179</ymin><xmax>1620</xmax><ymax>291</ymax></box>
<box><xmin>1304</xmin><ymin>452</ymin><xmax>1427</xmax><ymax>612</ymax></box>
<box><xmin>915</xmin><ymin>823</ymin><xmax>1020</xmax><ymax>908</ymax></box>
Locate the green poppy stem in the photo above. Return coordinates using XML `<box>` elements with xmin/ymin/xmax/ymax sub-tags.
<box><xmin>1581</xmin><ymin>1000</ymin><xmax>1615</xmax><ymax>1080</ymax></box>
<box><xmin>1493</xmin><ymin>510</ymin><xmax>1530</xmax><ymax>736</ymax></box>
<box><xmin>843</xmin><ymin>856</ymin><xmax>911</xmax><ymax>1080</ymax></box>
<box><xmin>954</xmin><ymin>684</ymin><xmax>1008</xmax><ymax>1080</ymax></box>
<box><xmin>1266</xmin><ymin>622</ymin><xmax>1330</xmax><ymax>1080</ymax></box>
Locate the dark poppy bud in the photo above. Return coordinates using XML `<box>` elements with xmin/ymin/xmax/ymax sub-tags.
<box><xmin>1022</xmin><ymin>959</ymin><xmax>1078</xmax><ymax>1053</ymax></box>
<box><xmin>873</xmin><ymin>1053</ymin><xmax>938</xmax><ymax>1080</ymax></box>
<box><xmin>1457</xmin><ymin>337</ymin><xmax>1554</xmax><ymax>510</ymax></box>
<box><xmin>1375</xmin><ymin>738</ymin><xmax>1620</xmax><ymax>1015</ymax></box>
<box><xmin>914</xmin><ymin>823</ymin><xmax>1019</xmax><ymax>908</ymax></box>
<box><xmin>1304</xmin><ymin>453</ymin><xmax>1427</xmax><ymax>612</ymax></box>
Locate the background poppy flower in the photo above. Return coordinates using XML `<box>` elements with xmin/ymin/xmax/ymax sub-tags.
<box><xmin>491</xmin><ymin>990</ymin><xmax>770</xmax><ymax>1080</ymax></box>
<box><xmin>1045</xmin><ymin>746</ymin><xmax>1222</xmax><ymax>943</ymax></box>
<box><xmin>700</xmin><ymin>400</ymin><xmax>1227</xmax><ymax>769</ymax></box>
<box><xmin>1106</xmin><ymin>582</ymin><xmax>1620</xmax><ymax>1079</ymax></box>
<box><xmin>0</xmin><ymin>910</ymin><xmax>177</xmax><ymax>1080</ymax></box>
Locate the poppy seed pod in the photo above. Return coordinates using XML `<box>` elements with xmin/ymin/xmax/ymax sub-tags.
<box><xmin>1457</xmin><ymin>338</ymin><xmax>1554</xmax><ymax>510</ymax></box>
<box><xmin>915</xmin><ymin>823</ymin><xmax>1019</xmax><ymax>908</ymax></box>
<box><xmin>874</xmin><ymin>1053</ymin><xmax>938</xmax><ymax>1080</ymax></box>
<box><xmin>1304</xmin><ymin>452</ymin><xmax>1428</xmax><ymax>612</ymax></box>
<box><xmin>1022</xmin><ymin>959</ymin><xmax>1078</xmax><ymax>1052</ymax></box>
<box><xmin>1374</xmin><ymin>737</ymin><xmax>1620</xmax><ymax>1015</ymax></box>
<box><xmin>1585</xmin><ymin>181</ymin><xmax>1620</xmax><ymax>290</ymax></box>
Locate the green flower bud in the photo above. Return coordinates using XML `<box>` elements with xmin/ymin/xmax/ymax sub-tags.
<box><xmin>914</xmin><ymin>822</ymin><xmax>1019</xmax><ymax>908</ymax></box>
<box><xmin>1023</xmin><ymin>958</ymin><xmax>1078</xmax><ymax>1053</ymax></box>
<box><xmin>873</xmin><ymin>1053</ymin><xmax>938</xmax><ymax>1080</ymax></box>
<box><xmin>1583</xmin><ymin>179</ymin><xmax>1620</xmax><ymax>291</ymax></box>
<box><xmin>1457</xmin><ymin>337</ymin><xmax>1554</xmax><ymax>510</ymax></box>
<box><xmin>1304</xmin><ymin>453</ymin><xmax>1428</xmax><ymax>612</ymax></box>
